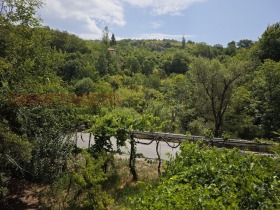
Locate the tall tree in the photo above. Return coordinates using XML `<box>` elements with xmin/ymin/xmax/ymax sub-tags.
<box><xmin>182</xmin><ymin>36</ymin><xmax>186</xmax><ymax>49</ymax></box>
<box><xmin>252</xmin><ymin>60</ymin><xmax>280</xmax><ymax>138</ymax></box>
<box><xmin>0</xmin><ymin>0</ymin><xmax>42</xmax><ymax>26</ymax></box>
<box><xmin>237</xmin><ymin>39</ymin><xmax>254</xmax><ymax>49</ymax></box>
<box><xmin>102</xmin><ymin>26</ymin><xmax>110</xmax><ymax>47</ymax></box>
<box><xmin>110</xmin><ymin>33</ymin><xmax>116</xmax><ymax>46</ymax></box>
<box><xmin>258</xmin><ymin>22</ymin><xmax>280</xmax><ymax>62</ymax></box>
<box><xmin>189</xmin><ymin>57</ymin><xmax>251</xmax><ymax>137</ymax></box>
<box><xmin>225</xmin><ymin>41</ymin><xmax>237</xmax><ymax>56</ymax></box>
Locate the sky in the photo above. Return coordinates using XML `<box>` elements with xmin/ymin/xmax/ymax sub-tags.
<box><xmin>38</xmin><ymin>0</ymin><xmax>280</xmax><ymax>46</ymax></box>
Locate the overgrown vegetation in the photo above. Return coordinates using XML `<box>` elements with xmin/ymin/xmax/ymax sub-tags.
<box><xmin>1</xmin><ymin>0</ymin><xmax>280</xmax><ymax>209</ymax></box>
<box><xmin>131</xmin><ymin>142</ymin><xmax>280</xmax><ymax>209</ymax></box>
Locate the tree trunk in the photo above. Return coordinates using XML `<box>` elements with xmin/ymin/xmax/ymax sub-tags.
<box><xmin>129</xmin><ymin>134</ymin><xmax>138</xmax><ymax>182</ymax></box>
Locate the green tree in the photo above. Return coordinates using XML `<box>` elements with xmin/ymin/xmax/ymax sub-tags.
<box><xmin>159</xmin><ymin>74</ymin><xmax>190</xmax><ymax>132</ymax></box>
<box><xmin>225</xmin><ymin>41</ymin><xmax>237</xmax><ymax>56</ymax></box>
<box><xmin>163</xmin><ymin>53</ymin><xmax>190</xmax><ymax>75</ymax></box>
<box><xmin>189</xmin><ymin>57</ymin><xmax>251</xmax><ymax>137</ymax></box>
<box><xmin>124</xmin><ymin>56</ymin><xmax>141</xmax><ymax>73</ymax></box>
<box><xmin>182</xmin><ymin>36</ymin><xmax>186</xmax><ymax>49</ymax></box>
<box><xmin>252</xmin><ymin>60</ymin><xmax>280</xmax><ymax>138</ymax></box>
<box><xmin>194</xmin><ymin>42</ymin><xmax>212</xmax><ymax>58</ymax></box>
<box><xmin>96</xmin><ymin>51</ymin><xmax>110</xmax><ymax>76</ymax></box>
<box><xmin>258</xmin><ymin>22</ymin><xmax>280</xmax><ymax>62</ymax></box>
<box><xmin>211</xmin><ymin>44</ymin><xmax>224</xmax><ymax>58</ymax></box>
<box><xmin>110</xmin><ymin>33</ymin><xmax>116</xmax><ymax>46</ymax></box>
<box><xmin>0</xmin><ymin>0</ymin><xmax>42</xmax><ymax>26</ymax></box>
<box><xmin>142</xmin><ymin>59</ymin><xmax>154</xmax><ymax>75</ymax></box>
<box><xmin>74</xmin><ymin>77</ymin><xmax>95</xmax><ymax>94</ymax></box>
<box><xmin>237</xmin><ymin>39</ymin><xmax>254</xmax><ymax>49</ymax></box>
<box><xmin>224</xmin><ymin>86</ymin><xmax>262</xmax><ymax>139</ymax></box>
<box><xmin>102</xmin><ymin>26</ymin><xmax>110</xmax><ymax>47</ymax></box>
<box><xmin>43</xmin><ymin>151</ymin><xmax>113</xmax><ymax>209</ymax></box>
<box><xmin>0</xmin><ymin>9</ymin><xmax>78</xmax><ymax>183</ymax></box>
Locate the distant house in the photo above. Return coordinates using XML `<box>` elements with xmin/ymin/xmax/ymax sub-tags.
<box><xmin>108</xmin><ymin>48</ymin><xmax>116</xmax><ymax>55</ymax></box>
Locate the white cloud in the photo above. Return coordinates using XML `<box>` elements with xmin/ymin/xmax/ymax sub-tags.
<box><xmin>123</xmin><ymin>0</ymin><xmax>206</xmax><ymax>15</ymax></box>
<box><xmin>40</xmin><ymin>0</ymin><xmax>126</xmax><ymax>38</ymax></box>
<box><xmin>150</xmin><ymin>21</ymin><xmax>164</xmax><ymax>29</ymax></box>
<box><xmin>135</xmin><ymin>33</ymin><xmax>195</xmax><ymax>40</ymax></box>
<box><xmin>38</xmin><ymin>0</ymin><xmax>204</xmax><ymax>40</ymax></box>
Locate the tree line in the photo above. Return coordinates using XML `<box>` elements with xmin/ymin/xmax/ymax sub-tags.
<box><xmin>1</xmin><ymin>0</ymin><xmax>280</xmax><ymax>208</ymax></box>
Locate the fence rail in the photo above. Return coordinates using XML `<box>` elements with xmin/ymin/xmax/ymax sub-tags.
<box><xmin>132</xmin><ymin>131</ymin><xmax>274</xmax><ymax>153</ymax></box>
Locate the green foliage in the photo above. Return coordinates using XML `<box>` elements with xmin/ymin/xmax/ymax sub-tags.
<box><xmin>1</xmin><ymin>4</ymin><xmax>280</xmax><ymax>207</ymax></box>
<box><xmin>193</xmin><ymin>42</ymin><xmax>212</xmax><ymax>58</ymax></box>
<box><xmin>89</xmin><ymin>108</ymin><xmax>139</xmax><ymax>155</ymax></box>
<box><xmin>116</xmin><ymin>87</ymin><xmax>145</xmax><ymax>112</ymax></box>
<box><xmin>15</xmin><ymin>106</ymin><xmax>77</xmax><ymax>182</ymax></box>
<box><xmin>50</xmin><ymin>30</ymin><xmax>91</xmax><ymax>54</ymax></box>
<box><xmin>225</xmin><ymin>41</ymin><xmax>237</xmax><ymax>56</ymax></box>
<box><xmin>0</xmin><ymin>122</ymin><xmax>32</xmax><ymax>198</ymax></box>
<box><xmin>189</xmin><ymin>57</ymin><xmax>252</xmax><ymax>136</ymax></box>
<box><xmin>110</xmin><ymin>33</ymin><xmax>117</xmax><ymax>46</ymax></box>
<box><xmin>252</xmin><ymin>60</ymin><xmax>280</xmax><ymax>138</ymax></box>
<box><xmin>237</xmin><ymin>39</ymin><xmax>254</xmax><ymax>49</ymax></box>
<box><xmin>162</xmin><ymin>53</ymin><xmax>190</xmax><ymax>74</ymax></box>
<box><xmin>0</xmin><ymin>0</ymin><xmax>43</xmax><ymax>26</ymax></box>
<box><xmin>258</xmin><ymin>22</ymin><xmax>280</xmax><ymax>62</ymax></box>
<box><xmin>74</xmin><ymin>77</ymin><xmax>95</xmax><ymax>94</ymax></box>
<box><xmin>131</xmin><ymin>142</ymin><xmax>280</xmax><ymax>209</ymax></box>
<box><xmin>0</xmin><ymin>122</ymin><xmax>33</xmax><ymax>168</ymax></box>
<box><xmin>224</xmin><ymin>86</ymin><xmax>263</xmax><ymax>139</ymax></box>
<box><xmin>222</xmin><ymin>131</ymin><xmax>230</xmax><ymax>141</ymax></box>
<box><xmin>182</xmin><ymin>36</ymin><xmax>186</xmax><ymax>49</ymax></box>
<box><xmin>0</xmin><ymin>173</ymin><xmax>9</xmax><ymax>198</ymax></box>
<box><xmin>42</xmin><ymin>151</ymin><xmax>113</xmax><ymax>209</ymax></box>
<box><xmin>102</xmin><ymin>26</ymin><xmax>110</xmax><ymax>47</ymax></box>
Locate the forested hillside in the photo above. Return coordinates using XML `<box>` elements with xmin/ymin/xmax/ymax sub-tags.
<box><xmin>1</xmin><ymin>0</ymin><xmax>280</xmax><ymax>209</ymax></box>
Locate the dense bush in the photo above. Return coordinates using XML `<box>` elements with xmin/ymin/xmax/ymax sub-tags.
<box><xmin>131</xmin><ymin>142</ymin><xmax>280</xmax><ymax>209</ymax></box>
<box><xmin>41</xmin><ymin>151</ymin><xmax>113</xmax><ymax>209</ymax></box>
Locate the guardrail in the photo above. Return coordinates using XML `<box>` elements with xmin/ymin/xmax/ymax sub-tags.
<box><xmin>132</xmin><ymin>131</ymin><xmax>274</xmax><ymax>153</ymax></box>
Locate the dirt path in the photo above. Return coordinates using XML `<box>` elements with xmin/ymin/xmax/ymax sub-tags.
<box><xmin>1</xmin><ymin>179</ymin><xmax>43</xmax><ymax>210</ymax></box>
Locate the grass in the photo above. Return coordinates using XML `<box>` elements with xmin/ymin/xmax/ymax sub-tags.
<box><xmin>1</xmin><ymin>154</ymin><xmax>162</xmax><ymax>210</ymax></box>
<box><xmin>105</xmin><ymin>156</ymin><xmax>161</xmax><ymax>209</ymax></box>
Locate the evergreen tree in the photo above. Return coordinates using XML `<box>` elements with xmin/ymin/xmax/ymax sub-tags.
<box><xmin>182</xmin><ymin>36</ymin><xmax>186</xmax><ymax>49</ymax></box>
<box><xmin>110</xmin><ymin>33</ymin><xmax>117</xmax><ymax>46</ymax></box>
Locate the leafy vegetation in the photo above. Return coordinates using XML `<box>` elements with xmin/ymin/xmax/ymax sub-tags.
<box><xmin>131</xmin><ymin>142</ymin><xmax>280</xmax><ymax>209</ymax></box>
<box><xmin>1</xmin><ymin>0</ymin><xmax>280</xmax><ymax>208</ymax></box>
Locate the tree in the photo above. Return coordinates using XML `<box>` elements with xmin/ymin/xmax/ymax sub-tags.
<box><xmin>189</xmin><ymin>57</ymin><xmax>251</xmax><ymax>137</ymax></box>
<box><xmin>163</xmin><ymin>53</ymin><xmax>190</xmax><ymax>75</ymax></box>
<box><xmin>142</xmin><ymin>59</ymin><xmax>154</xmax><ymax>75</ymax></box>
<box><xmin>102</xmin><ymin>26</ymin><xmax>110</xmax><ymax>47</ymax></box>
<box><xmin>252</xmin><ymin>60</ymin><xmax>280</xmax><ymax>138</ymax></box>
<box><xmin>225</xmin><ymin>41</ymin><xmax>237</xmax><ymax>56</ymax></box>
<box><xmin>182</xmin><ymin>36</ymin><xmax>186</xmax><ymax>49</ymax></box>
<box><xmin>211</xmin><ymin>44</ymin><xmax>224</xmax><ymax>58</ymax></box>
<box><xmin>110</xmin><ymin>33</ymin><xmax>116</xmax><ymax>46</ymax></box>
<box><xmin>194</xmin><ymin>42</ymin><xmax>212</xmax><ymax>58</ymax></box>
<box><xmin>237</xmin><ymin>39</ymin><xmax>254</xmax><ymax>49</ymax></box>
<box><xmin>0</xmin><ymin>11</ymin><xmax>78</xmax><ymax>183</ymax></box>
<box><xmin>74</xmin><ymin>77</ymin><xmax>95</xmax><ymax>95</ymax></box>
<box><xmin>96</xmin><ymin>52</ymin><xmax>110</xmax><ymax>76</ymax></box>
<box><xmin>258</xmin><ymin>22</ymin><xmax>280</xmax><ymax>62</ymax></box>
<box><xmin>159</xmin><ymin>74</ymin><xmax>190</xmax><ymax>132</ymax></box>
<box><xmin>0</xmin><ymin>0</ymin><xmax>42</xmax><ymax>26</ymax></box>
<box><xmin>124</xmin><ymin>56</ymin><xmax>141</xmax><ymax>73</ymax></box>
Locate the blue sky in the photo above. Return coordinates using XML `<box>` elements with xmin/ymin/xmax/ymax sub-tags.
<box><xmin>38</xmin><ymin>0</ymin><xmax>280</xmax><ymax>46</ymax></box>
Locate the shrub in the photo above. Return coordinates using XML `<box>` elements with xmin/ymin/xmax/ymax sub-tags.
<box><xmin>131</xmin><ymin>142</ymin><xmax>280</xmax><ymax>209</ymax></box>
